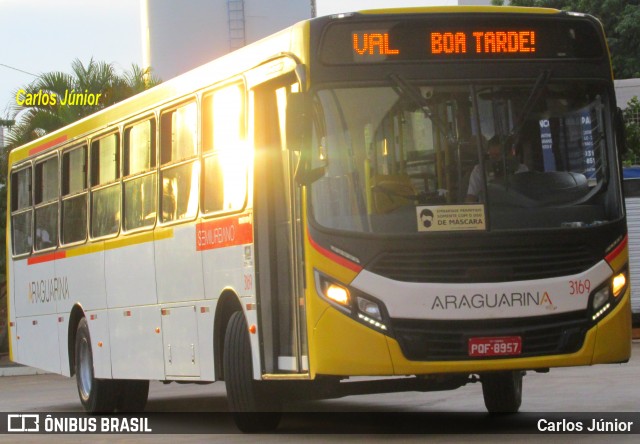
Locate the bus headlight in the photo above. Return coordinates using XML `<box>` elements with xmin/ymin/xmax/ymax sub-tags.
<box><xmin>612</xmin><ymin>272</ymin><xmax>627</xmax><ymax>298</ymax></box>
<box><xmin>591</xmin><ymin>286</ymin><xmax>609</xmax><ymax>312</ymax></box>
<box><xmin>357</xmin><ymin>296</ymin><xmax>382</xmax><ymax>321</ymax></box>
<box><xmin>356</xmin><ymin>297</ymin><xmax>388</xmax><ymax>331</ymax></box>
<box><xmin>325</xmin><ymin>283</ymin><xmax>350</xmax><ymax>306</ymax></box>
<box><xmin>315</xmin><ymin>270</ymin><xmax>391</xmax><ymax>333</ymax></box>
<box><xmin>590</xmin><ymin>270</ymin><xmax>628</xmax><ymax>322</ymax></box>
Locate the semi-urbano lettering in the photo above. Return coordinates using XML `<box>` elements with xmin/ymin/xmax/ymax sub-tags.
<box><xmin>197</xmin><ymin>224</ymin><xmax>236</xmax><ymax>249</ymax></box>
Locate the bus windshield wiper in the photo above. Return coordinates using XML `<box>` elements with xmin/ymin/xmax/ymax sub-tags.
<box><xmin>508</xmin><ymin>69</ymin><xmax>552</xmax><ymax>145</ymax></box>
<box><xmin>389</xmin><ymin>73</ymin><xmax>451</xmax><ymax>140</ymax></box>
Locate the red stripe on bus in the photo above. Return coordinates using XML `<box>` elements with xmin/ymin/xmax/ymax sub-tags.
<box><xmin>307</xmin><ymin>232</ymin><xmax>362</xmax><ymax>273</ymax></box>
<box><xmin>605</xmin><ymin>235</ymin><xmax>628</xmax><ymax>265</ymax></box>
<box><xmin>28</xmin><ymin>135</ymin><xmax>68</xmax><ymax>156</ymax></box>
<box><xmin>196</xmin><ymin>213</ymin><xmax>253</xmax><ymax>251</ymax></box>
<box><xmin>27</xmin><ymin>251</ymin><xmax>67</xmax><ymax>265</ymax></box>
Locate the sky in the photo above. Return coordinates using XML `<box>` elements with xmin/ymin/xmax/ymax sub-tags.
<box><xmin>0</xmin><ymin>0</ymin><xmax>461</xmax><ymax>126</ymax></box>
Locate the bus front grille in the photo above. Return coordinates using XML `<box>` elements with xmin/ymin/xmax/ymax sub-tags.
<box><xmin>368</xmin><ymin>244</ymin><xmax>597</xmax><ymax>283</ymax></box>
<box><xmin>392</xmin><ymin>312</ymin><xmax>590</xmax><ymax>361</ymax></box>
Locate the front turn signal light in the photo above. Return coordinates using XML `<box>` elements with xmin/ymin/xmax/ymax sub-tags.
<box><xmin>326</xmin><ymin>283</ymin><xmax>350</xmax><ymax>306</ymax></box>
<box><xmin>612</xmin><ymin>272</ymin><xmax>627</xmax><ymax>297</ymax></box>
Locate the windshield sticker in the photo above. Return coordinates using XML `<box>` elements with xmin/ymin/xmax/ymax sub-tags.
<box><xmin>417</xmin><ymin>205</ymin><xmax>486</xmax><ymax>232</ymax></box>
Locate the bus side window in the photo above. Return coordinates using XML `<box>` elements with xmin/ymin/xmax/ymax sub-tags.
<box><xmin>34</xmin><ymin>156</ymin><xmax>59</xmax><ymax>251</ymax></box>
<box><xmin>90</xmin><ymin>133</ymin><xmax>121</xmax><ymax>238</ymax></box>
<box><xmin>201</xmin><ymin>84</ymin><xmax>246</xmax><ymax>214</ymax></box>
<box><xmin>61</xmin><ymin>146</ymin><xmax>88</xmax><ymax>245</ymax></box>
<box><xmin>10</xmin><ymin>166</ymin><xmax>33</xmax><ymax>256</ymax></box>
<box><xmin>160</xmin><ymin>102</ymin><xmax>198</xmax><ymax>223</ymax></box>
<box><xmin>123</xmin><ymin>119</ymin><xmax>157</xmax><ymax>231</ymax></box>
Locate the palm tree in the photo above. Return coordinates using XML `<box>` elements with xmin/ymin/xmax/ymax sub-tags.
<box><xmin>0</xmin><ymin>59</ymin><xmax>160</xmax><ymax>286</ymax></box>
<box><xmin>5</xmin><ymin>58</ymin><xmax>161</xmax><ymax>149</ymax></box>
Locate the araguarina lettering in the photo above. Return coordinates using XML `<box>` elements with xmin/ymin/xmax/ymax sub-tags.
<box><xmin>431</xmin><ymin>291</ymin><xmax>553</xmax><ymax>310</ymax></box>
<box><xmin>28</xmin><ymin>276</ymin><xmax>70</xmax><ymax>304</ymax></box>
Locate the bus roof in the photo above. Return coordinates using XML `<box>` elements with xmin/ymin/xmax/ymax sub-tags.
<box><xmin>8</xmin><ymin>19</ymin><xmax>309</xmax><ymax>166</ymax></box>
<box><xmin>9</xmin><ymin>5</ymin><xmax>570</xmax><ymax>166</ymax></box>
<box><xmin>356</xmin><ymin>6</ymin><xmax>560</xmax><ymax>16</ymax></box>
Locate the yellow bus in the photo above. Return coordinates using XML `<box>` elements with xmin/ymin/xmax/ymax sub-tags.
<box><xmin>6</xmin><ymin>6</ymin><xmax>632</xmax><ymax>432</ymax></box>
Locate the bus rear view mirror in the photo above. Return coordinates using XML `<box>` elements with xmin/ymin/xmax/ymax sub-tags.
<box><xmin>286</xmin><ymin>92</ymin><xmax>310</xmax><ymax>152</ymax></box>
<box><xmin>287</xmin><ymin>92</ymin><xmax>325</xmax><ymax>185</ymax></box>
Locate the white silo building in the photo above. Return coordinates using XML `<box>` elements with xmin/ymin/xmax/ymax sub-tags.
<box><xmin>141</xmin><ymin>0</ymin><xmax>314</xmax><ymax>81</ymax></box>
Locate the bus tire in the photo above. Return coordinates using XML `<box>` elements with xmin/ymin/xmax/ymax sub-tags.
<box><xmin>223</xmin><ymin>311</ymin><xmax>281</xmax><ymax>432</ymax></box>
<box><xmin>116</xmin><ymin>380</ymin><xmax>150</xmax><ymax>412</ymax></box>
<box><xmin>75</xmin><ymin>318</ymin><xmax>117</xmax><ymax>413</ymax></box>
<box><xmin>481</xmin><ymin>370</ymin><xmax>523</xmax><ymax>414</ymax></box>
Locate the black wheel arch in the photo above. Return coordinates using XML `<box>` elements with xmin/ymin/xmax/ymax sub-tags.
<box><xmin>67</xmin><ymin>304</ymin><xmax>86</xmax><ymax>377</ymax></box>
<box><xmin>213</xmin><ymin>290</ymin><xmax>244</xmax><ymax>381</ymax></box>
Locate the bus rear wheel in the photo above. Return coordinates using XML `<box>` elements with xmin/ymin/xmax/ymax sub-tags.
<box><xmin>75</xmin><ymin>318</ymin><xmax>117</xmax><ymax>413</ymax></box>
<box><xmin>223</xmin><ymin>311</ymin><xmax>281</xmax><ymax>432</ymax></box>
<box><xmin>481</xmin><ymin>370</ymin><xmax>524</xmax><ymax>414</ymax></box>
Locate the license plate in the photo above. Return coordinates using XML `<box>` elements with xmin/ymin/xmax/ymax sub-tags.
<box><xmin>468</xmin><ymin>336</ymin><xmax>522</xmax><ymax>357</ymax></box>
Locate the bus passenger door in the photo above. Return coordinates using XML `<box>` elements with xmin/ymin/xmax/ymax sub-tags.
<box><xmin>252</xmin><ymin>77</ymin><xmax>308</xmax><ymax>376</ymax></box>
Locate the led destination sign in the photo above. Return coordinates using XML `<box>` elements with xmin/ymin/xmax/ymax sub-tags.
<box><xmin>321</xmin><ymin>16</ymin><xmax>603</xmax><ymax>64</ymax></box>
<box><xmin>353</xmin><ymin>30</ymin><xmax>537</xmax><ymax>56</ymax></box>
<box><xmin>430</xmin><ymin>30</ymin><xmax>536</xmax><ymax>54</ymax></box>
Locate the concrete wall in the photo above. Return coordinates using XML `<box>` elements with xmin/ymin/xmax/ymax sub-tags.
<box><xmin>615</xmin><ymin>78</ymin><xmax>640</xmax><ymax>109</ymax></box>
<box><xmin>142</xmin><ymin>0</ymin><xmax>312</xmax><ymax>82</ymax></box>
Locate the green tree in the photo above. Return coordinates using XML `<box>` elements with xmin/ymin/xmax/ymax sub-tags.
<box><xmin>493</xmin><ymin>0</ymin><xmax>640</xmax><ymax>79</ymax></box>
<box><xmin>5</xmin><ymin>58</ymin><xmax>161</xmax><ymax>148</ymax></box>
<box><xmin>0</xmin><ymin>59</ymin><xmax>160</xmax><ymax>283</ymax></box>
<box><xmin>623</xmin><ymin>96</ymin><xmax>640</xmax><ymax>164</ymax></box>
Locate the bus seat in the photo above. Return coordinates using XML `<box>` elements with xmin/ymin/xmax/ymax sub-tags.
<box><xmin>370</xmin><ymin>174</ymin><xmax>417</xmax><ymax>214</ymax></box>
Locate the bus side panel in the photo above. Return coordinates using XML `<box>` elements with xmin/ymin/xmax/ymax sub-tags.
<box><xmin>202</xmin><ymin>241</ymin><xmax>256</xmax><ymax>377</ymax></box>
<box><xmin>105</xmin><ymin>241</ymin><xmax>157</xmax><ymax>308</ymax></box>
<box><xmin>12</xmin><ymin>259</ymin><xmax>62</xmax><ymax>372</ymax></box>
<box><xmin>155</xmin><ymin>226</ymin><xmax>204</xmax><ymax>304</ymax></box>
<box><xmin>56</xmin><ymin>313</ymin><xmax>70</xmax><ymax>376</ymax></box>
<box><xmin>86</xmin><ymin>309</ymin><xmax>112</xmax><ymax>379</ymax></box>
<box><xmin>245</xmin><ymin>303</ymin><xmax>261</xmax><ymax>380</ymax></box>
<box><xmin>15</xmin><ymin>314</ymin><xmax>61</xmax><ymax>373</ymax></box>
<box><xmin>202</xmin><ymin>246</ymin><xmax>250</xmax><ymax>301</ymax></box>
<box><xmin>56</xmin><ymin>249</ymin><xmax>108</xmax><ymax>376</ymax></box>
<box><xmin>56</xmin><ymin>250</ymin><xmax>107</xmax><ymax>313</ymax></box>
<box><xmin>7</xmin><ymin>260</ymin><xmax>17</xmax><ymax>362</ymax></box>
<box><xmin>196</xmin><ymin>299</ymin><xmax>215</xmax><ymax>380</ymax></box>
<box><xmin>109</xmin><ymin>305</ymin><xmax>165</xmax><ymax>380</ymax></box>
<box><xmin>13</xmin><ymin>260</ymin><xmax>57</xmax><ymax>318</ymax></box>
<box><xmin>160</xmin><ymin>304</ymin><xmax>201</xmax><ymax>377</ymax></box>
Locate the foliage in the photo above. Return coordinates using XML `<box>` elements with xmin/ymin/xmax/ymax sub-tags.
<box><xmin>493</xmin><ymin>0</ymin><xmax>640</xmax><ymax>79</ymax></box>
<box><xmin>0</xmin><ymin>59</ymin><xmax>160</xmax><ymax>283</ymax></box>
<box><xmin>623</xmin><ymin>96</ymin><xmax>640</xmax><ymax>165</ymax></box>
<box><xmin>4</xmin><ymin>59</ymin><xmax>161</xmax><ymax>149</ymax></box>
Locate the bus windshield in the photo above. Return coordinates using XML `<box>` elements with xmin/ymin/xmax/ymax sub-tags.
<box><xmin>309</xmin><ymin>80</ymin><xmax>620</xmax><ymax>234</ymax></box>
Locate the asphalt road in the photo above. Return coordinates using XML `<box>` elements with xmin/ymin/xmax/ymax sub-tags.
<box><xmin>0</xmin><ymin>341</ymin><xmax>638</xmax><ymax>442</ymax></box>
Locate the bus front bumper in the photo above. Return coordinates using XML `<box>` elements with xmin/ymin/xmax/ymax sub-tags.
<box><xmin>311</xmin><ymin>289</ymin><xmax>632</xmax><ymax>377</ymax></box>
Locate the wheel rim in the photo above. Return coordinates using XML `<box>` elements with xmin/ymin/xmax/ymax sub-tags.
<box><xmin>78</xmin><ymin>337</ymin><xmax>92</xmax><ymax>400</ymax></box>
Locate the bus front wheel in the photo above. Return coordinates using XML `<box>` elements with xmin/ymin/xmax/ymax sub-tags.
<box><xmin>75</xmin><ymin>318</ymin><xmax>117</xmax><ymax>413</ymax></box>
<box><xmin>223</xmin><ymin>311</ymin><xmax>281</xmax><ymax>432</ymax></box>
<box><xmin>481</xmin><ymin>370</ymin><xmax>524</xmax><ymax>414</ymax></box>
